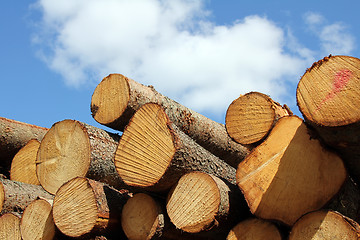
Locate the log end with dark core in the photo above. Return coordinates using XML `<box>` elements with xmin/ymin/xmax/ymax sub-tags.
<box><xmin>91</xmin><ymin>74</ymin><xmax>130</xmax><ymax>129</ymax></box>
<box><xmin>36</xmin><ymin>119</ymin><xmax>91</xmax><ymax>194</ymax></box>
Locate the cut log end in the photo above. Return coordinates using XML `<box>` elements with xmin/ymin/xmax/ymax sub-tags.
<box><xmin>115</xmin><ymin>103</ymin><xmax>175</xmax><ymax>188</ymax></box>
<box><xmin>236</xmin><ymin>116</ymin><xmax>347</xmax><ymax>226</ymax></box>
<box><xmin>226</xmin><ymin>92</ymin><xmax>289</xmax><ymax>145</ymax></box>
<box><xmin>53</xmin><ymin>177</ymin><xmax>98</xmax><ymax>238</ymax></box>
<box><xmin>166</xmin><ymin>172</ymin><xmax>224</xmax><ymax>233</ymax></box>
<box><xmin>36</xmin><ymin>119</ymin><xmax>91</xmax><ymax>194</ymax></box>
<box><xmin>121</xmin><ymin>193</ymin><xmax>164</xmax><ymax>239</ymax></box>
<box><xmin>0</xmin><ymin>213</ymin><xmax>21</xmax><ymax>240</ymax></box>
<box><xmin>297</xmin><ymin>55</ymin><xmax>360</xmax><ymax>127</ymax></box>
<box><xmin>91</xmin><ymin>74</ymin><xmax>130</xmax><ymax>126</ymax></box>
<box><xmin>10</xmin><ymin>139</ymin><xmax>40</xmax><ymax>185</ymax></box>
<box><xmin>226</xmin><ymin>218</ymin><xmax>282</xmax><ymax>240</ymax></box>
<box><xmin>289</xmin><ymin>210</ymin><xmax>360</xmax><ymax>239</ymax></box>
<box><xmin>20</xmin><ymin>199</ymin><xmax>55</xmax><ymax>240</ymax></box>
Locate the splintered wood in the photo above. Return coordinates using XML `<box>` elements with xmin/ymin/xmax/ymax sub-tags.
<box><xmin>0</xmin><ymin>54</ymin><xmax>360</xmax><ymax>239</ymax></box>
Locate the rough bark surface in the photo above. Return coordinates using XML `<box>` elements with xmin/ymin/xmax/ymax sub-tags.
<box><xmin>36</xmin><ymin>119</ymin><xmax>124</xmax><ymax>195</ymax></box>
<box><xmin>115</xmin><ymin>103</ymin><xmax>237</xmax><ymax>192</ymax></box>
<box><xmin>91</xmin><ymin>74</ymin><xmax>249</xmax><ymax>167</ymax></box>
<box><xmin>296</xmin><ymin>55</ymin><xmax>360</xmax><ymax>184</ymax></box>
<box><xmin>0</xmin><ymin>178</ymin><xmax>53</xmax><ymax>215</ymax></box>
<box><xmin>0</xmin><ymin>117</ymin><xmax>48</xmax><ymax>176</ymax></box>
<box><xmin>53</xmin><ymin>177</ymin><xmax>131</xmax><ymax>238</ymax></box>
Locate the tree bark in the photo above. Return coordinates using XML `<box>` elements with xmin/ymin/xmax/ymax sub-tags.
<box><xmin>114</xmin><ymin>103</ymin><xmax>237</xmax><ymax>192</ymax></box>
<box><xmin>289</xmin><ymin>210</ymin><xmax>360</xmax><ymax>239</ymax></box>
<box><xmin>53</xmin><ymin>177</ymin><xmax>131</xmax><ymax>238</ymax></box>
<box><xmin>226</xmin><ymin>91</ymin><xmax>292</xmax><ymax>145</ymax></box>
<box><xmin>0</xmin><ymin>117</ymin><xmax>48</xmax><ymax>177</ymax></box>
<box><xmin>91</xmin><ymin>73</ymin><xmax>249</xmax><ymax>167</ymax></box>
<box><xmin>166</xmin><ymin>171</ymin><xmax>248</xmax><ymax>235</ymax></box>
<box><xmin>296</xmin><ymin>55</ymin><xmax>360</xmax><ymax>184</ymax></box>
<box><xmin>36</xmin><ymin>119</ymin><xmax>123</xmax><ymax>194</ymax></box>
<box><xmin>20</xmin><ymin>198</ymin><xmax>55</xmax><ymax>240</ymax></box>
<box><xmin>236</xmin><ymin>116</ymin><xmax>347</xmax><ymax>226</ymax></box>
<box><xmin>0</xmin><ymin>212</ymin><xmax>21</xmax><ymax>240</ymax></box>
<box><xmin>0</xmin><ymin>178</ymin><xmax>53</xmax><ymax>215</ymax></box>
<box><xmin>10</xmin><ymin>139</ymin><xmax>40</xmax><ymax>185</ymax></box>
<box><xmin>226</xmin><ymin>218</ymin><xmax>282</xmax><ymax>240</ymax></box>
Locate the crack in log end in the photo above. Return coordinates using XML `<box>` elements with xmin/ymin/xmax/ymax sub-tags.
<box><xmin>91</xmin><ymin>104</ymin><xmax>99</xmax><ymax>117</ymax></box>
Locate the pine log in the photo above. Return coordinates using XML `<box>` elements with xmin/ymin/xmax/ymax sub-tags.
<box><xmin>53</xmin><ymin>177</ymin><xmax>131</xmax><ymax>238</ymax></box>
<box><xmin>91</xmin><ymin>73</ymin><xmax>249</xmax><ymax>167</ymax></box>
<box><xmin>0</xmin><ymin>117</ymin><xmax>48</xmax><ymax>176</ymax></box>
<box><xmin>36</xmin><ymin>119</ymin><xmax>122</xmax><ymax>194</ymax></box>
<box><xmin>0</xmin><ymin>178</ymin><xmax>53</xmax><ymax>215</ymax></box>
<box><xmin>226</xmin><ymin>218</ymin><xmax>282</xmax><ymax>240</ymax></box>
<box><xmin>236</xmin><ymin>116</ymin><xmax>347</xmax><ymax>226</ymax></box>
<box><xmin>0</xmin><ymin>212</ymin><xmax>21</xmax><ymax>240</ymax></box>
<box><xmin>114</xmin><ymin>103</ymin><xmax>237</xmax><ymax>192</ymax></box>
<box><xmin>225</xmin><ymin>92</ymin><xmax>292</xmax><ymax>145</ymax></box>
<box><xmin>122</xmin><ymin>192</ymin><xmax>219</xmax><ymax>240</ymax></box>
<box><xmin>121</xmin><ymin>193</ymin><xmax>165</xmax><ymax>239</ymax></box>
<box><xmin>20</xmin><ymin>198</ymin><xmax>55</xmax><ymax>240</ymax></box>
<box><xmin>10</xmin><ymin>139</ymin><xmax>40</xmax><ymax>185</ymax></box>
<box><xmin>296</xmin><ymin>55</ymin><xmax>360</xmax><ymax>183</ymax></box>
<box><xmin>166</xmin><ymin>171</ymin><xmax>248</xmax><ymax>234</ymax></box>
<box><xmin>289</xmin><ymin>210</ymin><xmax>360</xmax><ymax>239</ymax></box>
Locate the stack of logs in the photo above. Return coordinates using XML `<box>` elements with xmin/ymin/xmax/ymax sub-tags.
<box><xmin>0</xmin><ymin>55</ymin><xmax>360</xmax><ymax>239</ymax></box>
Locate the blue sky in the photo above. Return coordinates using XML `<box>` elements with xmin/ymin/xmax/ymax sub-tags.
<box><xmin>1</xmin><ymin>1</ymin><xmax>359</xmax><ymax>131</ymax></box>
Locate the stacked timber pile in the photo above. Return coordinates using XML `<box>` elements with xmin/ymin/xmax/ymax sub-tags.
<box><xmin>0</xmin><ymin>54</ymin><xmax>359</xmax><ymax>239</ymax></box>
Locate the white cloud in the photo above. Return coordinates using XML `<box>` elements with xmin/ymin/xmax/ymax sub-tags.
<box><xmin>34</xmin><ymin>1</ymin><xmax>337</xmax><ymax>121</ymax></box>
<box><xmin>304</xmin><ymin>12</ymin><xmax>355</xmax><ymax>56</ymax></box>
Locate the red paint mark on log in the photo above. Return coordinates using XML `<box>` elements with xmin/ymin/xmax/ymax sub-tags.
<box><xmin>316</xmin><ymin>69</ymin><xmax>353</xmax><ymax>111</ymax></box>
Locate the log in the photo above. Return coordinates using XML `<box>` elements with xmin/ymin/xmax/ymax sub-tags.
<box><xmin>0</xmin><ymin>117</ymin><xmax>48</xmax><ymax>176</ymax></box>
<box><xmin>91</xmin><ymin>73</ymin><xmax>249</xmax><ymax>167</ymax></box>
<box><xmin>10</xmin><ymin>139</ymin><xmax>40</xmax><ymax>185</ymax></box>
<box><xmin>20</xmin><ymin>198</ymin><xmax>55</xmax><ymax>240</ymax></box>
<box><xmin>114</xmin><ymin>103</ymin><xmax>237</xmax><ymax>192</ymax></box>
<box><xmin>226</xmin><ymin>218</ymin><xmax>282</xmax><ymax>240</ymax></box>
<box><xmin>289</xmin><ymin>210</ymin><xmax>360</xmax><ymax>239</ymax></box>
<box><xmin>121</xmin><ymin>193</ymin><xmax>165</xmax><ymax>240</ymax></box>
<box><xmin>36</xmin><ymin>119</ymin><xmax>122</xmax><ymax>194</ymax></box>
<box><xmin>0</xmin><ymin>178</ymin><xmax>53</xmax><ymax>215</ymax></box>
<box><xmin>236</xmin><ymin>116</ymin><xmax>347</xmax><ymax>226</ymax></box>
<box><xmin>53</xmin><ymin>177</ymin><xmax>131</xmax><ymax>238</ymax></box>
<box><xmin>225</xmin><ymin>92</ymin><xmax>292</xmax><ymax>145</ymax></box>
<box><xmin>0</xmin><ymin>212</ymin><xmax>21</xmax><ymax>240</ymax></box>
<box><xmin>166</xmin><ymin>171</ymin><xmax>248</xmax><ymax>234</ymax></box>
<box><xmin>296</xmin><ymin>55</ymin><xmax>360</xmax><ymax>183</ymax></box>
